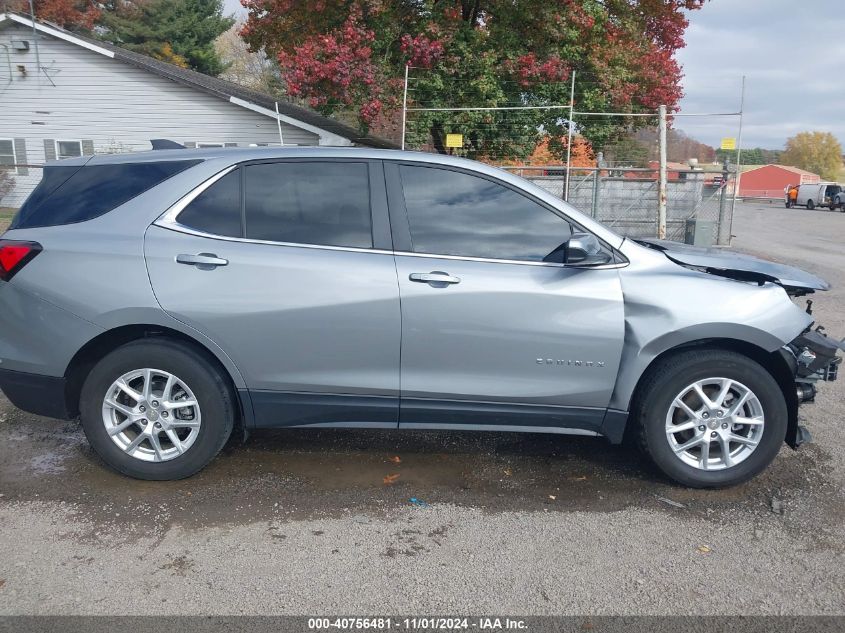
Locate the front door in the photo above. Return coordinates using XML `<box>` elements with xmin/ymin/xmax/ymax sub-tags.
<box><xmin>387</xmin><ymin>162</ymin><xmax>625</xmax><ymax>434</ymax></box>
<box><xmin>145</xmin><ymin>159</ymin><xmax>401</xmax><ymax>428</ymax></box>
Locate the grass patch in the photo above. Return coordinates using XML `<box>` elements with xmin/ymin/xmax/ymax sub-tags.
<box><xmin>0</xmin><ymin>207</ymin><xmax>17</xmax><ymax>232</ymax></box>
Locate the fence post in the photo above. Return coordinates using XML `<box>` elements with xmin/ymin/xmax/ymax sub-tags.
<box><xmin>657</xmin><ymin>105</ymin><xmax>668</xmax><ymax>240</ymax></box>
<box><xmin>564</xmin><ymin>70</ymin><xmax>576</xmax><ymax>201</ymax></box>
<box><xmin>401</xmin><ymin>63</ymin><xmax>409</xmax><ymax>151</ymax></box>
<box><xmin>591</xmin><ymin>152</ymin><xmax>603</xmax><ymax>218</ymax></box>
<box><xmin>718</xmin><ymin>159</ymin><xmax>729</xmax><ymax>242</ymax></box>
<box><xmin>725</xmin><ymin>75</ymin><xmax>746</xmax><ymax>246</ymax></box>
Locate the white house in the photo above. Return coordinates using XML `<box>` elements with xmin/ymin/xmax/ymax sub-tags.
<box><xmin>0</xmin><ymin>12</ymin><xmax>394</xmax><ymax>207</ymax></box>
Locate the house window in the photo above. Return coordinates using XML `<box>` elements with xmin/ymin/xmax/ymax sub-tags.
<box><xmin>56</xmin><ymin>140</ymin><xmax>82</xmax><ymax>160</ymax></box>
<box><xmin>0</xmin><ymin>139</ymin><xmax>16</xmax><ymax>173</ymax></box>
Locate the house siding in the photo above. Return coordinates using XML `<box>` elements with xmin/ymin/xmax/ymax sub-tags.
<box><xmin>0</xmin><ymin>23</ymin><xmax>321</xmax><ymax>207</ymax></box>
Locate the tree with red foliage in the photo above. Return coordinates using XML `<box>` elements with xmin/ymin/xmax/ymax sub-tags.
<box><xmin>240</xmin><ymin>1</ymin><xmax>705</xmax><ymax>158</ymax></box>
<box><xmin>5</xmin><ymin>0</ymin><xmax>100</xmax><ymax>30</ymax></box>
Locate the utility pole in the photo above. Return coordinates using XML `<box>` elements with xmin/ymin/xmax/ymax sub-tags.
<box><xmin>657</xmin><ymin>104</ymin><xmax>668</xmax><ymax>240</ymax></box>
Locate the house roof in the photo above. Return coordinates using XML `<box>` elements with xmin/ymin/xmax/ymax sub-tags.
<box><xmin>0</xmin><ymin>12</ymin><xmax>397</xmax><ymax>149</ymax></box>
<box><xmin>744</xmin><ymin>164</ymin><xmax>820</xmax><ymax>178</ymax></box>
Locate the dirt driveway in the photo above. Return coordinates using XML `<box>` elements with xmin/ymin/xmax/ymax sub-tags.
<box><xmin>0</xmin><ymin>200</ymin><xmax>843</xmax><ymax>615</ymax></box>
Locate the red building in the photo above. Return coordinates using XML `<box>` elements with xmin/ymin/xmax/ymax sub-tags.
<box><xmin>738</xmin><ymin>164</ymin><xmax>821</xmax><ymax>198</ymax></box>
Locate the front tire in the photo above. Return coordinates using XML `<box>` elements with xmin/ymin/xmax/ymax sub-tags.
<box><xmin>79</xmin><ymin>339</ymin><xmax>235</xmax><ymax>480</ymax></box>
<box><xmin>633</xmin><ymin>350</ymin><xmax>787</xmax><ymax>488</ymax></box>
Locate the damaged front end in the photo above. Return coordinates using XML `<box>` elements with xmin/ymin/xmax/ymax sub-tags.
<box><xmin>634</xmin><ymin>239</ymin><xmax>842</xmax><ymax>449</ymax></box>
<box><xmin>636</xmin><ymin>238</ymin><xmax>830</xmax><ymax>297</ymax></box>
<box><xmin>781</xmin><ymin>318</ymin><xmax>844</xmax><ymax>447</ymax></box>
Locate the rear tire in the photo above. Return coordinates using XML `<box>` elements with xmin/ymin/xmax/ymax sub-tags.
<box><xmin>79</xmin><ymin>339</ymin><xmax>235</xmax><ymax>480</ymax></box>
<box><xmin>633</xmin><ymin>350</ymin><xmax>787</xmax><ymax>488</ymax></box>
<box><xmin>807</xmin><ymin>199</ymin><xmax>815</xmax><ymax>210</ymax></box>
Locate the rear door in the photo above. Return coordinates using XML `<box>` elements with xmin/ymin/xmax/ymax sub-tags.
<box><xmin>386</xmin><ymin>162</ymin><xmax>625</xmax><ymax>435</ymax></box>
<box><xmin>145</xmin><ymin>159</ymin><xmax>401</xmax><ymax>428</ymax></box>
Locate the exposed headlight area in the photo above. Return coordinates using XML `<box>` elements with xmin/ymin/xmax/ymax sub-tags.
<box><xmin>785</xmin><ymin>325</ymin><xmax>843</xmax><ymax>404</ymax></box>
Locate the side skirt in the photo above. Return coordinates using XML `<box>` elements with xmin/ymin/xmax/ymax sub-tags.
<box><xmin>246</xmin><ymin>391</ymin><xmax>627</xmax><ymax>442</ymax></box>
<box><xmin>400</xmin><ymin>397</ymin><xmax>608</xmax><ymax>437</ymax></box>
<box><xmin>249</xmin><ymin>391</ymin><xmax>399</xmax><ymax>429</ymax></box>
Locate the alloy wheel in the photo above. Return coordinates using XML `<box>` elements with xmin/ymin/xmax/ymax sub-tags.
<box><xmin>101</xmin><ymin>368</ymin><xmax>202</xmax><ymax>462</ymax></box>
<box><xmin>665</xmin><ymin>377</ymin><xmax>765</xmax><ymax>471</ymax></box>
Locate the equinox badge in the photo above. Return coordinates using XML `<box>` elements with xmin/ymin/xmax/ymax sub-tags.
<box><xmin>536</xmin><ymin>358</ymin><xmax>606</xmax><ymax>368</ymax></box>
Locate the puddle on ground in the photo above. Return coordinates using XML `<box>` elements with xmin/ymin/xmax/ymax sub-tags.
<box><xmin>0</xmin><ymin>396</ymin><xmax>837</xmax><ymax>536</ymax></box>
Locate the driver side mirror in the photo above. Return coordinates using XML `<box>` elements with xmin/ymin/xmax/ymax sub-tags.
<box><xmin>566</xmin><ymin>232</ymin><xmax>612</xmax><ymax>266</ymax></box>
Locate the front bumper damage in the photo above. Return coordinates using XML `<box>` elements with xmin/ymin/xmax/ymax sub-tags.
<box><xmin>781</xmin><ymin>324</ymin><xmax>843</xmax><ymax>447</ymax></box>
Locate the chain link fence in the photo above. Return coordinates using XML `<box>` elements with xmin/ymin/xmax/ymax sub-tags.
<box><xmin>401</xmin><ymin>69</ymin><xmax>744</xmax><ymax>246</ymax></box>
<box><xmin>501</xmin><ymin>164</ymin><xmax>734</xmax><ymax>245</ymax></box>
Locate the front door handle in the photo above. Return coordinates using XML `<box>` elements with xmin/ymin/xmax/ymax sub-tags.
<box><xmin>409</xmin><ymin>271</ymin><xmax>461</xmax><ymax>285</ymax></box>
<box><xmin>176</xmin><ymin>253</ymin><xmax>229</xmax><ymax>269</ymax></box>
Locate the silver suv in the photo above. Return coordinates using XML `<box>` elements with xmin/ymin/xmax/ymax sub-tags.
<box><xmin>0</xmin><ymin>147</ymin><xmax>841</xmax><ymax>487</ymax></box>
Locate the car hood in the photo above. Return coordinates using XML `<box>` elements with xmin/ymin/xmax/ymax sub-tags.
<box><xmin>637</xmin><ymin>239</ymin><xmax>830</xmax><ymax>295</ymax></box>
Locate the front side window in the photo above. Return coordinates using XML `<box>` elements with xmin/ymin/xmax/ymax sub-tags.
<box><xmin>398</xmin><ymin>165</ymin><xmax>573</xmax><ymax>262</ymax></box>
<box><xmin>177</xmin><ymin>169</ymin><xmax>242</xmax><ymax>238</ymax></box>
<box><xmin>56</xmin><ymin>140</ymin><xmax>82</xmax><ymax>160</ymax></box>
<box><xmin>243</xmin><ymin>161</ymin><xmax>372</xmax><ymax>248</ymax></box>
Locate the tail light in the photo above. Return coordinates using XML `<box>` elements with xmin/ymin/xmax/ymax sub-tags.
<box><xmin>0</xmin><ymin>240</ymin><xmax>42</xmax><ymax>281</ymax></box>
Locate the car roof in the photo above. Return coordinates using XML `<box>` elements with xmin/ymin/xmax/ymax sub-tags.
<box><xmin>53</xmin><ymin>146</ymin><xmax>489</xmax><ymax>170</ymax></box>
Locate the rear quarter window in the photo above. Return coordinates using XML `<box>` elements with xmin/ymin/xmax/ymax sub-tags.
<box><xmin>12</xmin><ymin>160</ymin><xmax>201</xmax><ymax>229</ymax></box>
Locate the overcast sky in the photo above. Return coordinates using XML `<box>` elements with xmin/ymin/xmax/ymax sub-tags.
<box><xmin>677</xmin><ymin>0</ymin><xmax>845</xmax><ymax>150</ymax></box>
<box><xmin>223</xmin><ymin>0</ymin><xmax>845</xmax><ymax>150</ymax></box>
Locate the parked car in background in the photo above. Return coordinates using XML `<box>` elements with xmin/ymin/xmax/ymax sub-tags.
<box><xmin>0</xmin><ymin>146</ymin><xmax>841</xmax><ymax>488</ymax></box>
<box><xmin>830</xmin><ymin>189</ymin><xmax>845</xmax><ymax>212</ymax></box>
<box><xmin>791</xmin><ymin>182</ymin><xmax>842</xmax><ymax>210</ymax></box>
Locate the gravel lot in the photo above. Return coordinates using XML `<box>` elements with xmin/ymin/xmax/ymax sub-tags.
<box><xmin>0</xmin><ymin>200</ymin><xmax>843</xmax><ymax>615</ymax></box>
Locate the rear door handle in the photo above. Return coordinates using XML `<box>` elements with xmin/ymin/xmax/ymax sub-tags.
<box><xmin>176</xmin><ymin>253</ymin><xmax>228</xmax><ymax>269</ymax></box>
<box><xmin>409</xmin><ymin>271</ymin><xmax>461</xmax><ymax>285</ymax></box>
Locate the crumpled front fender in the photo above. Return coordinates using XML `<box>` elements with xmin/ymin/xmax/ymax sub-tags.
<box><xmin>609</xmin><ymin>246</ymin><xmax>813</xmax><ymax>412</ymax></box>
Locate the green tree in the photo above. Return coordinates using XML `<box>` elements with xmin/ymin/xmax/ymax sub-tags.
<box><xmin>781</xmin><ymin>132</ymin><xmax>843</xmax><ymax>180</ymax></box>
<box><xmin>603</xmin><ymin>136</ymin><xmax>650</xmax><ymax>167</ymax></box>
<box><xmin>98</xmin><ymin>0</ymin><xmax>234</xmax><ymax>76</ymax></box>
<box><xmin>715</xmin><ymin>147</ymin><xmax>781</xmax><ymax>165</ymax></box>
<box><xmin>242</xmin><ymin>0</ymin><xmax>705</xmax><ymax>159</ymax></box>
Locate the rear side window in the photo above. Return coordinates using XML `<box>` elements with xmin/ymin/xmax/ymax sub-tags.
<box><xmin>243</xmin><ymin>162</ymin><xmax>372</xmax><ymax>248</ymax></box>
<box><xmin>12</xmin><ymin>160</ymin><xmax>201</xmax><ymax>229</ymax></box>
<box><xmin>177</xmin><ymin>169</ymin><xmax>242</xmax><ymax>238</ymax></box>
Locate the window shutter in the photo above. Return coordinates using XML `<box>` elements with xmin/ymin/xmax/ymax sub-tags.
<box><xmin>43</xmin><ymin>139</ymin><xmax>56</xmax><ymax>161</ymax></box>
<box><xmin>183</xmin><ymin>142</ymin><xmax>197</xmax><ymax>148</ymax></box>
<box><xmin>224</xmin><ymin>142</ymin><xmax>238</xmax><ymax>148</ymax></box>
<box><xmin>81</xmin><ymin>139</ymin><xmax>95</xmax><ymax>156</ymax></box>
<box><xmin>13</xmin><ymin>138</ymin><xmax>27</xmax><ymax>175</ymax></box>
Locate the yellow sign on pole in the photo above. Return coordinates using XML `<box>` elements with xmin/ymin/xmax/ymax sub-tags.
<box><xmin>446</xmin><ymin>134</ymin><xmax>463</xmax><ymax>148</ymax></box>
<box><xmin>720</xmin><ymin>137</ymin><xmax>736</xmax><ymax>150</ymax></box>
